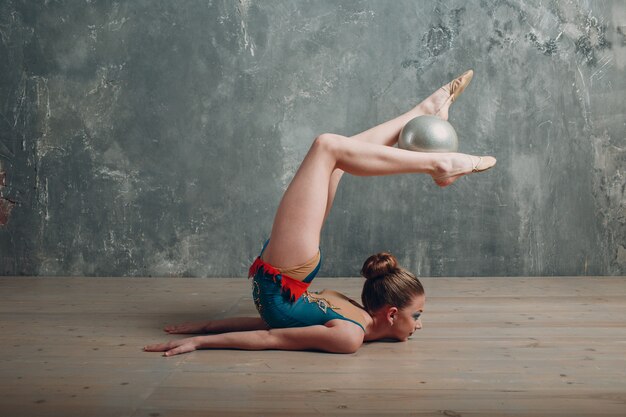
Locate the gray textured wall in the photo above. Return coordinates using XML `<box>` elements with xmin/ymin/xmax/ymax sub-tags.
<box><xmin>1</xmin><ymin>0</ymin><xmax>624</xmax><ymax>277</ymax></box>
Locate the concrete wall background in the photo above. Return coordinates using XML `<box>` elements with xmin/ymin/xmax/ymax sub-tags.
<box><xmin>1</xmin><ymin>0</ymin><xmax>624</xmax><ymax>277</ymax></box>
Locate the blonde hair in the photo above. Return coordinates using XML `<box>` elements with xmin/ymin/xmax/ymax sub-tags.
<box><xmin>360</xmin><ymin>252</ymin><xmax>424</xmax><ymax>313</ymax></box>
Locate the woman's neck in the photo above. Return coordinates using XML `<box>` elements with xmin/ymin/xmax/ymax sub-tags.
<box><xmin>363</xmin><ymin>314</ymin><xmax>392</xmax><ymax>342</ymax></box>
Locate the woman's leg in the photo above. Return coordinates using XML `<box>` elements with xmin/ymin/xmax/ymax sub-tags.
<box><xmin>263</xmin><ymin>72</ymin><xmax>486</xmax><ymax>268</ymax></box>
<box><xmin>322</xmin><ymin>85</ymin><xmax>453</xmax><ymax>222</ymax></box>
<box><xmin>263</xmin><ymin>134</ymin><xmax>495</xmax><ymax>268</ymax></box>
<box><xmin>350</xmin><ymin>83</ymin><xmax>454</xmax><ymax>146</ymax></box>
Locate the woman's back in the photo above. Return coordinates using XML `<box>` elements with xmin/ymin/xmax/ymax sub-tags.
<box><xmin>302</xmin><ymin>289</ymin><xmax>370</xmax><ymax>332</ymax></box>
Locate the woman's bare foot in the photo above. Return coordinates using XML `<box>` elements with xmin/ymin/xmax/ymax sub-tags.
<box><xmin>415</xmin><ymin>70</ymin><xmax>474</xmax><ymax>121</ymax></box>
<box><xmin>164</xmin><ymin>321</ymin><xmax>212</xmax><ymax>334</ymax></box>
<box><xmin>431</xmin><ymin>153</ymin><xmax>496</xmax><ymax>187</ymax></box>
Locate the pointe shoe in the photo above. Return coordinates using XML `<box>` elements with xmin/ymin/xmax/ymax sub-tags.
<box><xmin>433</xmin><ymin>155</ymin><xmax>496</xmax><ymax>182</ymax></box>
<box><xmin>435</xmin><ymin>69</ymin><xmax>474</xmax><ymax>117</ymax></box>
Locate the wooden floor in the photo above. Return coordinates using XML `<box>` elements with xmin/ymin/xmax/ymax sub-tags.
<box><xmin>0</xmin><ymin>276</ymin><xmax>625</xmax><ymax>417</ymax></box>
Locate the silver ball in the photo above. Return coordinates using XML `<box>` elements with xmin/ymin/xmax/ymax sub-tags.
<box><xmin>398</xmin><ymin>115</ymin><xmax>458</xmax><ymax>152</ymax></box>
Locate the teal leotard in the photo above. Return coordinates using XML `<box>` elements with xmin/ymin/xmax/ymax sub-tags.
<box><xmin>250</xmin><ymin>241</ymin><xmax>365</xmax><ymax>332</ymax></box>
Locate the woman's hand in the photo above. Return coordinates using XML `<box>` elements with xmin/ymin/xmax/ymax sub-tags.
<box><xmin>143</xmin><ymin>337</ymin><xmax>200</xmax><ymax>357</ymax></box>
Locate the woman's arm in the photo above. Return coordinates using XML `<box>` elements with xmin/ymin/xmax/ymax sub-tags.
<box><xmin>163</xmin><ymin>317</ymin><xmax>270</xmax><ymax>334</ymax></box>
<box><xmin>144</xmin><ymin>320</ymin><xmax>364</xmax><ymax>356</ymax></box>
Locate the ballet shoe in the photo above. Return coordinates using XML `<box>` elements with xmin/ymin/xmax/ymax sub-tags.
<box><xmin>434</xmin><ymin>69</ymin><xmax>474</xmax><ymax>117</ymax></box>
<box><xmin>433</xmin><ymin>155</ymin><xmax>496</xmax><ymax>184</ymax></box>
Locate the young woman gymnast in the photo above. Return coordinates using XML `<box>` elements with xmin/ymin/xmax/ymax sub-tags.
<box><xmin>143</xmin><ymin>70</ymin><xmax>496</xmax><ymax>356</ymax></box>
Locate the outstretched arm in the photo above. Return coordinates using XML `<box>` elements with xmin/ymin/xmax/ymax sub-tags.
<box><xmin>144</xmin><ymin>320</ymin><xmax>364</xmax><ymax>356</ymax></box>
<box><xmin>163</xmin><ymin>317</ymin><xmax>270</xmax><ymax>334</ymax></box>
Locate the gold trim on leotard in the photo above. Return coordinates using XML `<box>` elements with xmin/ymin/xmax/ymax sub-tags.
<box><xmin>303</xmin><ymin>289</ymin><xmax>368</xmax><ymax>330</ymax></box>
<box><xmin>302</xmin><ymin>291</ymin><xmax>340</xmax><ymax>313</ymax></box>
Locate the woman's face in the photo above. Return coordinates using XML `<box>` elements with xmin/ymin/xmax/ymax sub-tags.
<box><xmin>391</xmin><ymin>293</ymin><xmax>425</xmax><ymax>341</ymax></box>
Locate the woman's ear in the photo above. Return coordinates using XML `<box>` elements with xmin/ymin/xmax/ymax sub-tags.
<box><xmin>386</xmin><ymin>306</ymin><xmax>399</xmax><ymax>326</ymax></box>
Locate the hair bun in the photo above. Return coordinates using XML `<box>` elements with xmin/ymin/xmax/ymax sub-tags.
<box><xmin>361</xmin><ymin>252</ymin><xmax>398</xmax><ymax>280</ymax></box>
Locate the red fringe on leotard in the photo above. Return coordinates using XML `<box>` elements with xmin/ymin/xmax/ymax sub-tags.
<box><xmin>248</xmin><ymin>257</ymin><xmax>310</xmax><ymax>301</ymax></box>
